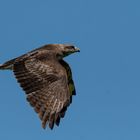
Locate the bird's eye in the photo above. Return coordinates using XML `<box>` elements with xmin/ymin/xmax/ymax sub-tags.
<box><xmin>66</xmin><ymin>46</ymin><xmax>75</xmax><ymax>50</ymax></box>
<box><xmin>71</xmin><ymin>46</ymin><xmax>75</xmax><ymax>49</ymax></box>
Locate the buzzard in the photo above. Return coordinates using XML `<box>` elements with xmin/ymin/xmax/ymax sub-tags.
<box><xmin>0</xmin><ymin>44</ymin><xmax>80</xmax><ymax>129</ymax></box>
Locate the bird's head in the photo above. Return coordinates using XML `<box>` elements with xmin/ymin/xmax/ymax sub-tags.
<box><xmin>41</xmin><ymin>44</ymin><xmax>80</xmax><ymax>59</ymax></box>
<box><xmin>37</xmin><ymin>44</ymin><xmax>80</xmax><ymax>60</ymax></box>
<box><xmin>58</xmin><ymin>44</ymin><xmax>80</xmax><ymax>57</ymax></box>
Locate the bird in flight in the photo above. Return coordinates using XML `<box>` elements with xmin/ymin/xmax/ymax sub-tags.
<box><xmin>0</xmin><ymin>44</ymin><xmax>80</xmax><ymax>129</ymax></box>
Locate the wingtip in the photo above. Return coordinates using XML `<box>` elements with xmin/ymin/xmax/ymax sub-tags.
<box><xmin>42</xmin><ymin>123</ymin><xmax>47</xmax><ymax>129</ymax></box>
<box><xmin>42</xmin><ymin>122</ymin><xmax>54</xmax><ymax>130</ymax></box>
<box><xmin>0</xmin><ymin>64</ymin><xmax>3</xmax><ymax>69</ymax></box>
<box><xmin>0</xmin><ymin>63</ymin><xmax>13</xmax><ymax>70</ymax></box>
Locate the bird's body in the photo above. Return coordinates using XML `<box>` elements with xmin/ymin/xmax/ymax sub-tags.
<box><xmin>0</xmin><ymin>44</ymin><xmax>79</xmax><ymax>129</ymax></box>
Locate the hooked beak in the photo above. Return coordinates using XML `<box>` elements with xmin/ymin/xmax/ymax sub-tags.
<box><xmin>74</xmin><ymin>47</ymin><xmax>80</xmax><ymax>52</ymax></box>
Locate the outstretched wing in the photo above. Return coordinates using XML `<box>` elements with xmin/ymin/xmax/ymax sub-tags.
<box><xmin>13</xmin><ymin>54</ymin><xmax>71</xmax><ymax>129</ymax></box>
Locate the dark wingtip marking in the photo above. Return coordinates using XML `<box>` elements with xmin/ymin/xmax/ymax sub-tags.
<box><xmin>49</xmin><ymin>114</ymin><xmax>55</xmax><ymax>129</ymax></box>
<box><xmin>55</xmin><ymin>116</ymin><xmax>60</xmax><ymax>126</ymax></box>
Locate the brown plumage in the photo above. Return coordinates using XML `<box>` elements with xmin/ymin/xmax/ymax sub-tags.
<box><xmin>0</xmin><ymin>44</ymin><xmax>80</xmax><ymax>129</ymax></box>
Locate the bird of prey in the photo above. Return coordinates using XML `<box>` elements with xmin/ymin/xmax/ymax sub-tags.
<box><xmin>0</xmin><ymin>44</ymin><xmax>80</xmax><ymax>129</ymax></box>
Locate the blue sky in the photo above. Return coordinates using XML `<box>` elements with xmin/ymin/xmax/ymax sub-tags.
<box><xmin>0</xmin><ymin>0</ymin><xmax>140</xmax><ymax>140</ymax></box>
